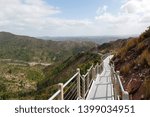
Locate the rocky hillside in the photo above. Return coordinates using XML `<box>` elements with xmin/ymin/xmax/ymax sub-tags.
<box><xmin>113</xmin><ymin>27</ymin><xmax>150</xmax><ymax>100</ymax></box>
<box><xmin>0</xmin><ymin>32</ymin><xmax>95</xmax><ymax>62</ymax></box>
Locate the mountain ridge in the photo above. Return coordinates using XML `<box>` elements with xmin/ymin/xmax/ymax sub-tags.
<box><xmin>0</xmin><ymin>31</ymin><xmax>95</xmax><ymax>62</ymax></box>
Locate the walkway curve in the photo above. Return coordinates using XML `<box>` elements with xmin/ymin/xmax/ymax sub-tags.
<box><xmin>86</xmin><ymin>55</ymin><xmax>114</xmax><ymax>100</ymax></box>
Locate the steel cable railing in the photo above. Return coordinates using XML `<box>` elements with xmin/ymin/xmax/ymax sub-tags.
<box><xmin>64</xmin><ymin>82</ymin><xmax>77</xmax><ymax>100</ymax></box>
<box><xmin>49</xmin><ymin>72</ymin><xmax>79</xmax><ymax>100</ymax></box>
<box><xmin>49</xmin><ymin>53</ymin><xmax>125</xmax><ymax>100</ymax></box>
<box><xmin>49</xmin><ymin>62</ymin><xmax>105</xmax><ymax>100</ymax></box>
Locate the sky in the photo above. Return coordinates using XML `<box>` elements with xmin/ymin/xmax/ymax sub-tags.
<box><xmin>0</xmin><ymin>0</ymin><xmax>150</xmax><ymax>37</ymax></box>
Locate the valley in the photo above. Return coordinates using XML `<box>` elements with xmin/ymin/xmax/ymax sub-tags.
<box><xmin>0</xmin><ymin>27</ymin><xmax>150</xmax><ymax>100</ymax></box>
<box><xmin>0</xmin><ymin>32</ymin><xmax>99</xmax><ymax>99</ymax></box>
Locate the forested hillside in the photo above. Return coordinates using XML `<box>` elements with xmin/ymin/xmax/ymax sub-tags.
<box><xmin>0</xmin><ymin>51</ymin><xmax>101</xmax><ymax>99</ymax></box>
<box><xmin>0</xmin><ymin>32</ymin><xmax>99</xmax><ymax>99</ymax></box>
<box><xmin>0</xmin><ymin>32</ymin><xmax>95</xmax><ymax>62</ymax></box>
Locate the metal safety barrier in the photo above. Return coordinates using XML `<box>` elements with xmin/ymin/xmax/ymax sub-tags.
<box><xmin>49</xmin><ymin>62</ymin><xmax>103</xmax><ymax>100</ymax></box>
<box><xmin>49</xmin><ymin>53</ymin><xmax>129</xmax><ymax>100</ymax></box>
<box><xmin>110</xmin><ymin>62</ymin><xmax>129</xmax><ymax>100</ymax></box>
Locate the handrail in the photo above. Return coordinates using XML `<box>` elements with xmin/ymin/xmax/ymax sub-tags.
<box><xmin>49</xmin><ymin>53</ymin><xmax>125</xmax><ymax>100</ymax></box>
<box><xmin>110</xmin><ymin>63</ymin><xmax>129</xmax><ymax>100</ymax></box>
<box><xmin>84</xmin><ymin>71</ymin><xmax>89</xmax><ymax>78</ymax></box>
<box><xmin>89</xmin><ymin>64</ymin><xmax>93</xmax><ymax>71</ymax></box>
<box><xmin>49</xmin><ymin>90</ymin><xmax>61</xmax><ymax>100</ymax></box>
<box><xmin>115</xmin><ymin>72</ymin><xmax>129</xmax><ymax>100</ymax></box>
<box><xmin>111</xmin><ymin>67</ymin><xmax>124</xmax><ymax>92</ymax></box>
<box><xmin>49</xmin><ymin>63</ymin><xmax>100</xmax><ymax>100</ymax></box>
<box><xmin>115</xmin><ymin>72</ymin><xmax>124</xmax><ymax>92</ymax></box>
<box><xmin>63</xmin><ymin>72</ymin><xmax>79</xmax><ymax>88</ymax></box>
<box><xmin>49</xmin><ymin>72</ymin><xmax>79</xmax><ymax>100</ymax></box>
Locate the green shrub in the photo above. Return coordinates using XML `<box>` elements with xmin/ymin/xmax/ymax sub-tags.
<box><xmin>27</xmin><ymin>69</ymin><xmax>45</xmax><ymax>82</ymax></box>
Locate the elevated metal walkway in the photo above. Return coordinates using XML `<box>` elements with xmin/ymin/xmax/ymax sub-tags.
<box><xmin>49</xmin><ymin>54</ymin><xmax>129</xmax><ymax>100</ymax></box>
<box><xmin>86</xmin><ymin>55</ymin><xmax>114</xmax><ymax>100</ymax></box>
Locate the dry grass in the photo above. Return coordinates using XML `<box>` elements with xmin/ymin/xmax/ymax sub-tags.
<box><xmin>137</xmin><ymin>42</ymin><xmax>145</xmax><ymax>50</ymax></box>
<box><xmin>117</xmin><ymin>47</ymin><xmax>127</xmax><ymax>60</ymax></box>
<box><xmin>135</xmin><ymin>49</ymin><xmax>150</xmax><ymax>66</ymax></box>
<box><xmin>126</xmin><ymin>38</ymin><xmax>138</xmax><ymax>50</ymax></box>
<box><xmin>120</xmin><ymin>63</ymin><xmax>132</xmax><ymax>74</ymax></box>
<box><xmin>120</xmin><ymin>60</ymin><xmax>135</xmax><ymax>74</ymax></box>
<box><xmin>143</xmin><ymin>77</ymin><xmax>150</xmax><ymax>99</ymax></box>
<box><xmin>117</xmin><ymin>38</ymin><xmax>138</xmax><ymax>60</ymax></box>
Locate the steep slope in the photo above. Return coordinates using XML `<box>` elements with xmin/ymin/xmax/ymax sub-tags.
<box><xmin>0</xmin><ymin>32</ymin><xmax>97</xmax><ymax>99</ymax></box>
<box><xmin>0</xmin><ymin>32</ymin><xmax>100</xmax><ymax>99</ymax></box>
<box><xmin>0</xmin><ymin>50</ymin><xmax>101</xmax><ymax>99</ymax></box>
<box><xmin>0</xmin><ymin>32</ymin><xmax>95</xmax><ymax>62</ymax></box>
<box><xmin>35</xmin><ymin>51</ymin><xmax>101</xmax><ymax>99</ymax></box>
<box><xmin>113</xmin><ymin>27</ymin><xmax>150</xmax><ymax>100</ymax></box>
<box><xmin>97</xmin><ymin>38</ymin><xmax>128</xmax><ymax>54</ymax></box>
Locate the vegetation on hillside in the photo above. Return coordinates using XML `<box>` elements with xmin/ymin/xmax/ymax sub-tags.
<box><xmin>0</xmin><ymin>47</ymin><xmax>101</xmax><ymax>99</ymax></box>
<box><xmin>98</xmin><ymin>39</ymin><xmax>127</xmax><ymax>54</ymax></box>
<box><xmin>113</xmin><ymin>27</ymin><xmax>150</xmax><ymax>99</ymax></box>
<box><xmin>35</xmin><ymin>52</ymin><xmax>101</xmax><ymax>99</ymax></box>
<box><xmin>0</xmin><ymin>32</ymin><xmax>99</xmax><ymax>99</ymax></box>
<box><xmin>0</xmin><ymin>32</ymin><xmax>95</xmax><ymax>63</ymax></box>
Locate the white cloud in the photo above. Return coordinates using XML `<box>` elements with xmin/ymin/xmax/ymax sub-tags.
<box><xmin>0</xmin><ymin>0</ymin><xmax>60</xmax><ymax>33</ymax></box>
<box><xmin>0</xmin><ymin>0</ymin><xmax>60</xmax><ymax>19</ymax></box>
<box><xmin>0</xmin><ymin>0</ymin><xmax>92</xmax><ymax>36</ymax></box>
<box><xmin>121</xmin><ymin>0</ymin><xmax>150</xmax><ymax>14</ymax></box>
<box><xmin>140</xmin><ymin>15</ymin><xmax>150</xmax><ymax>23</ymax></box>
<box><xmin>0</xmin><ymin>0</ymin><xmax>150</xmax><ymax>36</ymax></box>
<box><xmin>95</xmin><ymin>0</ymin><xmax>150</xmax><ymax>35</ymax></box>
<box><xmin>96</xmin><ymin>5</ymin><xmax>108</xmax><ymax>15</ymax></box>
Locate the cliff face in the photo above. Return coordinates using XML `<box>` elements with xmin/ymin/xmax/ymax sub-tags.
<box><xmin>113</xmin><ymin>27</ymin><xmax>150</xmax><ymax>100</ymax></box>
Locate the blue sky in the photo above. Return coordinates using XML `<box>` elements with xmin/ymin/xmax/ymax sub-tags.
<box><xmin>45</xmin><ymin>0</ymin><xmax>122</xmax><ymax>19</ymax></box>
<box><xmin>0</xmin><ymin>0</ymin><xmax>150</xmax><ymax>36</ymax></box>
<box><xmin>46</xmin><ymin>0</ymin><xmax>120</xmax><ymax>19</ymax></box>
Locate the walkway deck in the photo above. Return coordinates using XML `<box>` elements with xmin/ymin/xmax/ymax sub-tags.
<box><xmin>86</xmin><ymin>55</ymin><xmax>114</xmax><ymax>100</ymax></box>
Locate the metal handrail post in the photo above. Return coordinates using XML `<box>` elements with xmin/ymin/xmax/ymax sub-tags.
<box><xmin>116</xmin><ymin>71</ymin><xmax>129</xmax><ymax>100</ymax></box>
<box><xmin>122</xmin><ymin>91</ymin><xmax>129</xmax><ymax>100</ymax></box>
<box><xmin>92</xmin><ymin>67</ymin><xmax>96</xmax><ymax>80</ymax></box>
<box><xmin>87</xmin><ymin>69</ymin><xmax>90</xmax><ymax>89</ymax></box>
<box><xmin>77</xmin><ymin>68</ymin><xmax>81</xmax><ymax>98</ymax></box>
<box><xmin>82</xmin><ymin>75</ymin><xmax>85</xmax><ymax>99</ymax></box>
<box><xmin>58</xmin><ymin>83</ymin><xmax>64</xmax><ymax>100</ymax></box>
<box><xmin>96</xmin><ymin>63</ymin><xmax>99</xmax><ymax>74</ymax></box>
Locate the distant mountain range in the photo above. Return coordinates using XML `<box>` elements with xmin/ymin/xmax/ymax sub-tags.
<box><xmin>0</xmin><ymin>32</ymin><xmax>95</xmax><ymax>62</ymax></box>
<box><xmin>39</xmin><ymin>35</ymin><xmax>137</xmax><ymax>44</ymax></box>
